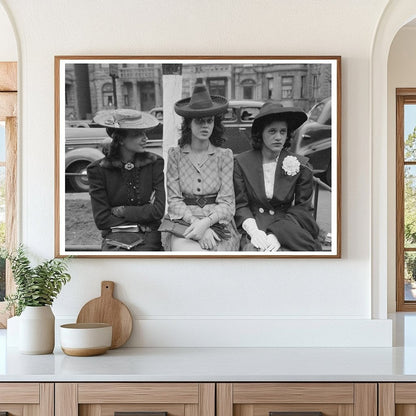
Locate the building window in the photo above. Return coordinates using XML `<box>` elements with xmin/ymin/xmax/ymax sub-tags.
<box><xmin>301</xmin><ymin>75</ymin><xmax>307</xmax><ymax>98</ymax></box>
<box><xmin>396</xmin><ymin>89</ymin><xmax>416</xmax><ymax>311</ymax></box>
<box><xmin>243</xmin><ymin>86</ymin><xmax>253</xmax><ymax>99</ymax></box>
<box><xmin>122</xmin><ymin>85</ymin><xmax>129</xmax><ymax>106</ymax></box>
<box><xmin>281</xmin><ymin>76</ymin><xmax>293</xmax><ymax>99</ymax></box>
<box><xmin>102</xmin><ymin>83</ymin><xmax>114</xmax><ymax>107</ymax></box>
<box><xmin>267</xmin><ymin>77</ymin><xmax>274</xmax><ymax>99</ymax></box>
<box><xmin>312</xmin><ymin>75</ymin><xmax>319</xmax><ymax>98</ymax></box>
<box><xmin>241</xmin><ymin>79</ymin><xmax>255</xmax><ymax>100</ymax></box>
<box><xmin>65</xmin><ymin>83</ymin><xmax>70</xmax><ymax>106</ymax></box>
<box><xmin>207</xmin><ymin>78</ymin><xmax>227</xmax><ymax>97</ymax></box>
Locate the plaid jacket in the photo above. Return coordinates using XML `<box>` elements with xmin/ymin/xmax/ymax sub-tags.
<box><xmin>166</xmin><ymin>143</ymin><xmax>235</xmax><ymax>225</ymax></box>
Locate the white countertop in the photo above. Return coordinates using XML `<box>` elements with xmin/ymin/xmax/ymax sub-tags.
<box><xmin>2</xmin><ymin>345</ymin><xmax>416</xmax><ymax>382</ymax></box>
<box><xmin>3</xmin><ymin>313</ymin><xmax>416</xmax><ymax>382</ymax></box>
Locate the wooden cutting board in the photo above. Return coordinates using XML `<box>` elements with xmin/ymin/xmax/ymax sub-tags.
<box><xmin>76</xmin><ymin>281</ymin><xmax>133</xmax><ymax>349</ymax></box>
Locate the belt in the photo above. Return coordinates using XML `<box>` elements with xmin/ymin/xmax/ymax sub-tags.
<box><xmin>183</xmin><ymin>194</ymin><xmax>217</xmax><ymax>208</ymax></box>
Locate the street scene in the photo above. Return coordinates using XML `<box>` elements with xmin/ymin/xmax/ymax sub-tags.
<box><xmin>62</xmin><ymin>61</ymin><xmax>335</xmax><ymax>252</ymax></box>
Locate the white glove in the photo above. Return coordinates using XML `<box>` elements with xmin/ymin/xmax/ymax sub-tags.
<box><xmin>242</xmin><ymin>218</ymin><xmax>268</xmax><ymax>251</ymax></box>
<box><xmin>266</xmin><ymin>234</ymin><xmax>281</xmax><ymax>252</ymax></box>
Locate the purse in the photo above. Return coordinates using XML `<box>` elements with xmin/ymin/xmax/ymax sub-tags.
<box><xmin>158</xmin><ymin>218</ymin><xmax>188</xmax><ymax>238</ymax></box>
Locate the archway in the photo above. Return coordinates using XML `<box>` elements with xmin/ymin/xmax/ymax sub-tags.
<box><xmin>371</xmin><ymin>0</ymin><xmax>416</xmax><ymax>319</ymax></box>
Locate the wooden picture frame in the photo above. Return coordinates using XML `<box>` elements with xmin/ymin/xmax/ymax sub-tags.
<box><xmin>55</xmin><ymin>56</ymin><xmax>341</xmax><ymax>258</ymax></box>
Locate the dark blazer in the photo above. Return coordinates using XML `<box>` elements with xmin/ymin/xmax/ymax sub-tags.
<box><xmin>87</xmin><ymin>151</ymin><xmax>165</xmax><ymax>233</ymax></box>
<box><xmin>234</xmin><ymin>149</ymin><xmax>319</xmax><ymax>246</ymax></box>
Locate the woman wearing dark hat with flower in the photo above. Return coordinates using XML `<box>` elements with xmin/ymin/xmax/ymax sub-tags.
<box><xmin>162</xmin><ymin>79</ymin><xmax>240</xmax><ymax>251</ymax></box>
<box><xmin>87</xmin><ymin>109</ymin><xmax>165</xmax><ymax>251</ymax></box>
<box><xmin>233</xmin><ymin>101</ymin><xmax>321</xmax><ymax>252</ymax></box>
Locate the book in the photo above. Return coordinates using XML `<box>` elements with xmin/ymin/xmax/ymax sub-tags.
<box><xmin>105</xmin><ymin>236</ymin><xmax>144</xmax><ymax>250</ymax></box>
<box><xmin>110</xmin><ymin>225</ymin><xmax>139</xmax><ymax>233</ymax></box>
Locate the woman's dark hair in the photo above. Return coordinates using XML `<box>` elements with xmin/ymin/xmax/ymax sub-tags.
<box><xmin>251</xmin><ymin>115</ymin><xmax>294</xmax><ymax>150</ymax></box>
<box><xmin>103</xmin><ymin>127</ymin><xmax>132</xmax><ymax>160</ymax></box>
<box><xmin>178</xmin><ymin>115</ymin><xmax>225</xmax><ymax>147</ymax></box>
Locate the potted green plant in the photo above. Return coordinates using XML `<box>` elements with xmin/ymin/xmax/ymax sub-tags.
<box><xmin>4</xmin><ymin>245</ymin><xmax>71</xmax><ymax>354</ymax></box>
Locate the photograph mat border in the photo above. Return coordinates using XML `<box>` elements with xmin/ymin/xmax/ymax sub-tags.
<box><xmin>55</xmin><ymin>56</ymin><xmax>341</xmax><ymax>258</ymax></box>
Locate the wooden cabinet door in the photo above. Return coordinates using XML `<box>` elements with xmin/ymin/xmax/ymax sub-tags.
<box><xmin>379</xmin><ymin>383</ymin><xmax>416</xmax><ymax>416</ymax></box>
<box><xmin>55</xmin><ymin>383</ymin><xmax>215</xmax><ymax>416</ymax></box>
<box><xmin>0</xmin><ymin>383</ymin><xmax>53</xmax><ymax>415</ymax></box>
<box><xmin>217</xmin><ymin>383</ymin><xmax>377</xmax><ymax>416</ymax></box>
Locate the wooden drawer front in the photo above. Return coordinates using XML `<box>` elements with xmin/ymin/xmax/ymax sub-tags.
<box><xmin>233</xmin><ymin>383</ymin><xmax>354</xmax><ymax>404</ymax></box>
<box><xmin>80</xmin><ymin>403</ymin><xmax>188</xmax><ymax>416</ymax></box>
<box><xmin>218</xmin><ymin>383</ymin><xmax>376</xmax><ymax>416</ymax></box>
<box><xmin>78</xmin><ymin>383</ymin><xmax>200</xmax><ymax>404</ymax></box>
<box><xmin>395</xmin><ymin>383</ymin><xmax>416</xmax><ymax>403</ymax></box>
<box><xmin>380</xmin><ymin>383</ymin><xmax>416</xmax><ymax>416</ymax></box>
<box><xmin>236</xmin><ymin>403</ymin><xmax>346</xmax><ymax>416</ymax></box>
<box><xmin>57</xmin><ymin>383</ymin><xmax>215</xmax><ymax>416</ymax></box>
<box><xmin>0</xmin><ymin>383</ymin><xmax>53</xmax><ymax>416</ymax></box>
<box><xmin>0</xmin><ymin>382</ymin><xmax>39</xmax><ymax>403</ymax></box>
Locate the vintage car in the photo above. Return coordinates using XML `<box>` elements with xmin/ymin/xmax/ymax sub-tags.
<box><xmin>221</xmin><ymin>99</ymin><xmax>264</xmax><ymax>154</ymax></box>
<box><xmin>290</xmin><ymin>97</ymin><xmax>332</xmax><ymax>186</ymax></box>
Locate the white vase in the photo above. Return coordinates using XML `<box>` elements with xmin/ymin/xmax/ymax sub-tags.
<box><xmin>18</xmin><ymin>306</ymin><xmax>55</xmax><ymax>354</ymax></box>
<box><xmin>6</xmin><ymin>315</ymin><xmax>20</xmax><ymax>347</ymax></box>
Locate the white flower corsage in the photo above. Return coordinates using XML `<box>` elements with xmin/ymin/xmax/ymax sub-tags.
<box><xmin>282</xmin><ymin>155</ymin><xmax>300</xmax><ymax>176</ymax></box>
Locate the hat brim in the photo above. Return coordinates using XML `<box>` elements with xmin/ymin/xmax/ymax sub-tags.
<box><xmin>252</xmin><ymin>108</ymin><xmax>307</xmax><ymax>133</ymax></box>
<box><xmin>93</xmin><ymin>110</ymin><xmax>159</xmax><ymax>130</ymax></box>
<box><xmin>174</xmin><ymin>95</ymin><xmax>229</xmax><ymax>118</ymax></box>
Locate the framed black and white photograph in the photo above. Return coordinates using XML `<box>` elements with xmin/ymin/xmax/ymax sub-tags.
<box><xmin>55</xmin><ymin>56</ymin><xmax>341</xmax><ymax>258</ymax></box>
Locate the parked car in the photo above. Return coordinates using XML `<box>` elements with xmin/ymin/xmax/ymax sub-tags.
<box><xmin>290</xmin><ymin>97</ymin><xmax>332</xmax><ymax>185</ymax></box>
<box><xmin>65</xmin><ymin>127</ymin><xmax>110</xmax><ymax>192</ymax></box>
<box><xmin>149</xmin><ymin>107</ymin><xmax>163</xmax><ymax>122</ymax></box>
<box><xmin>222</xmin><ymin>100</ymin><xmax>264</xmax><ymax>154</ymax></box>
<box><xmin>65</xmin><ymin>120</ymin><xmax>162</xmax><ymax>192</ymax></box>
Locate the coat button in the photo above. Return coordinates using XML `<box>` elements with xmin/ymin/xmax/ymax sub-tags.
<box><xmin>197</xmin><ymin>178</ymin><xmax>201</xmax><ymax>183</ymax></box>
<box><xmin>259</xmin><ymin>207</ymin><xmax>264</xmax><ymax>213</ymax></box>
<box><xmin>269</xmin><ymin>210</ymin><xmax>275</xmax><ymax>215</ymax></box>
<box><xmin>197</xmin><ymin>188</ymin><xmax>201</xmax><ymax>192</ymax></box>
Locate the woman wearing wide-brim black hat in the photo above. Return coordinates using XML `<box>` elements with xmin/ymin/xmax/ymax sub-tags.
<box><xmin>233</xmin><ymin>100</ymin><xmax>322</xmax><ymax>252</ymax></box>
<box><xmin>160</xmin><ymin>79</ymin><xmax>240</xmax><ymax>252</ymax></box>
<box><xmin>87</xmin><ymin>108</ymin><xmax>165</xmax><ymax>251</ymax></box>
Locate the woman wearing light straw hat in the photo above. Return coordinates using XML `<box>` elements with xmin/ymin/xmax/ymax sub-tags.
<box><xmin>161</xmin><ymin>79</ymin><xmax>240</xmax><ymax>252</ymax></box>
<box><xmin>87</xmin><ymin>109</ymin><xmax>165</xmax><ymax>251</ymax></box>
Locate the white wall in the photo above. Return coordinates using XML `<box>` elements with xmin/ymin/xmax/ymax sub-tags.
<box><xmin>387</xmin><ymin>26</ymin><xmax>416</xmax><ymax>312</ymax></box>
<box><xmin>0</xmin><ymin>0</ymin><xmax>394</xmax><ymax>347</ymax></box>
<box><xmin>0</xmin><ymin>2</ymin><xmax>16</xmax><ymax>61</ymax></box>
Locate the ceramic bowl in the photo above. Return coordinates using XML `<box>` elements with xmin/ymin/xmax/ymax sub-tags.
<box><xmin>60</xmin><ymin>323</ymin><xmax>112</xmax><ymax>356</ymax></box>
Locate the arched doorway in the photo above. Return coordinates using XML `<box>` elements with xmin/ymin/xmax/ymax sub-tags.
<box><xmin>371</xmin><ymin>0</ymin><xmax>416</xmax><ymax>318</ymax></box>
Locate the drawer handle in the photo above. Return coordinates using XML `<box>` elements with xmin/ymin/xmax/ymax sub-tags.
<box><xmin>270</xmin><ymin>413</ymin><xmax>323</xmax><ymax>416</ymax></box>
<box><xmin>115</xmin><ymin>412</ymin><xmax>168</xmax><ymax>416</ymax></box>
